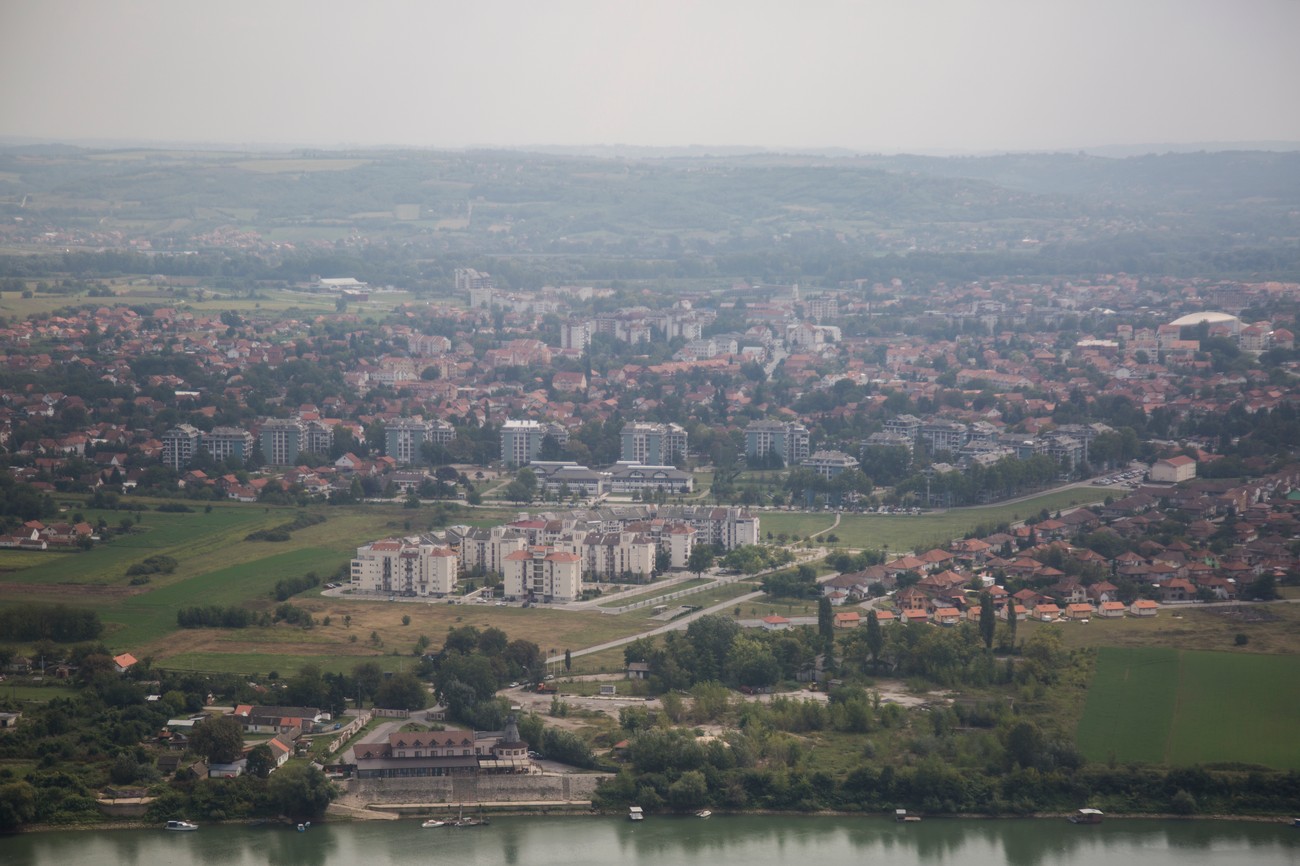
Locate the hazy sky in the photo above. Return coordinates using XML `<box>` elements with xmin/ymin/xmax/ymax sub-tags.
<box><xmin>2</xmin><ymin>0</ymin><xmax>1297</xmax><ymax>153</ymax></box>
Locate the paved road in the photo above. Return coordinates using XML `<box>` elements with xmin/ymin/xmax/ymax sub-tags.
<box><xmin>547</xmin><ymin>568</ymin><xmax>843</xmax><ymax>665</ymax></box>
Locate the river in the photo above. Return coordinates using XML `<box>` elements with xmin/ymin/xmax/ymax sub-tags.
<box><xmin>7</xmin><ymin>815</ymin><xmax>1299</xmax><ymax>866</ymax></box>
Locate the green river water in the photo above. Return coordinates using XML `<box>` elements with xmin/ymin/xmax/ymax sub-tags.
<box><xmin>7</xmin><ymin>814</ymin><xmax>1299</xmax><ymax>866</ymax></box>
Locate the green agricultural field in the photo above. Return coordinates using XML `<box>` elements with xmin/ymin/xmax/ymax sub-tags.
<box><xmin>1077</xmin><ymin>647</ymin><xmax>1300</xmax><ymax>770</ymax></box>
<box><xmin>763</xmin><ymin>487</ymin><xmax>1109</xmax><ymax>554</ymax></box>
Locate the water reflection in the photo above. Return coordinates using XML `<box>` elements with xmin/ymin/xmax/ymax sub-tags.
<box><xmin>6</xmin><ymin>815</ymin><xmax>1299</xmax><ymax>866</ymax></box>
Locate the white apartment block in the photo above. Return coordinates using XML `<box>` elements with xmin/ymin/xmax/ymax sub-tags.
<box><xmin>502</xmin><ymin>547</ymin><xmax>583</xmax><ymax>602</ymax></box>
<box><xmin>351</xmin><ymin>538</ymin><xmax>459</xmax><ymax>597</ymax></box>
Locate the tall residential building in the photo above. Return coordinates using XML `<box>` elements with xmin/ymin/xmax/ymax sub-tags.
<box><xmin>303</xmin><ymin>419</ymin><xmax>334</xmax><ymax>457</ymax></box>
<box><xmin>260</xmin><ymin>419</ymin><xmax>305</xmax><ymax>466</ymax></box>
<box><xmin>202</xmin><ymin>426</ymin><xmax>254</xmax><ymax>463</ymax></box>
<box><xmin>500</xmin><ymin>419</ymin><xmax>568</xmax><ymax>468</ymax></box>
<box><xmin>351</xmin><ymin>537</ymin><xmax>459</xmax><ymax>597</ymax></box>
<box><xmin>456</xmin><ymin>267</ymin><xmax>495</xmax><ymax>292</ymax></box>
<box><xmin>161</xmin><ymin>424</ymin><xmax>203</xmax><ymax>470</ymax></box>
<box><xmin>745</xmin><ymin>420</ymin><xmax>810</xmax><ymax>467</ymax></box>
<box><xmin>620</xmin><ymin>422</ymin><xmax>688</xmax><ymax>466</ymax></box>
<box><xmin>502</xmin><ymin>546</ymin><xmax>583</xmax><ymax>602</ymax></box>
<box><xmin>386</xmin><ymin>417</ymin><xmax>457</xmax><ymax>465</ymax></box>
<box><xmin>560</xmin><ymin>320</ymin><xmax>591</xmax><ymax>354</ymax></box>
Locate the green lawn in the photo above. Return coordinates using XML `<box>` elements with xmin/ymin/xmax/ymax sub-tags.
<box><xmin>1077</xmin><ymin>647</ymin><xmax>1300</xmax><ymax>769</ymax></box>
<box><xmin>763</xmin><ymin>487</ymin><xmax>1110</xmax><ymax>554</ymax></box>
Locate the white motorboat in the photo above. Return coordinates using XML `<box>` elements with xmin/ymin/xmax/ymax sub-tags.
<box><xmin>165</xmin><ymin>820</ymin><xmax>199</xmax><ymax>831</ymax></box>
<box><xmin>421</xmin><ymin>818</ymin><xmax>446</xmax><ymax>828</ymax></box>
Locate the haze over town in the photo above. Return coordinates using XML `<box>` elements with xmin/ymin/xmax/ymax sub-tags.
<box><xmin>3</xmin><ymin>0</ymin><xmax>1299</xmax><ymax>153</ymax></box>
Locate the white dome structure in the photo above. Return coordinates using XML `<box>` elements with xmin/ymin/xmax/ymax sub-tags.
<box><xmin>1168</xmin><ymin>311</ymin><xmax>1241</xmax><ymax>334</ymax></box>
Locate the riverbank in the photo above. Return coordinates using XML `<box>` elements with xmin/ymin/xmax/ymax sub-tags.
<box><xmin>21</xmin><ymin>806</ymin><xmax>1298</xmax><ymax>835</ymax></box>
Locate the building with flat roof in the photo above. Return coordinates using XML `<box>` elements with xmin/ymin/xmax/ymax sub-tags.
<box><xmin>203</xmin><ymin>426</ymin><xmax>254</xmax><ymax>464</ymax></box>
<box><xmin>500</xmin><ymin>419</ymin><xmax>568</xmax><ymax>468</ymax></box>
<box><xmin>745</xmin><ymin>420</ymin><xmax>810</xmax><ymax>467</ymax></box>
<box><xmin>620</xmin><ymin>422</ymin><xmax>687</xmax><ymax>466</ymax></box>
<box><xmin>386</xmin><ymin>417</ymin><xmax>456</xmax><ymax>465</ymax></box>
<box><xmin>162</xmin><ymin>424</ymin><xmax>202</xmax><ymax>470</ymax></box>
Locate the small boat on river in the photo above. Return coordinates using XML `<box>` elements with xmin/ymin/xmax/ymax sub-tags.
<box><xmin>695</xmin><ymin>809</ymin><xmax>712</xmax><ymax>819</ymax></box>
<box><xmin>1069</xmin><ymin>808</ymin><xmax>1104</xmax><ymax>825</ymax></box>
<box><xmin>421</xmin><ymin>819</ymin><xmax>446</xmax><ymax>828</ymax></box>
<box><xmin>165</xmin><ymin>820</ymin><xmax>199</xmax><ymax>831</ymax></box>
<box><xmin>629</xmin><ymin>806</ymin><xmax>645</xmax><ymax>821</ymax></box>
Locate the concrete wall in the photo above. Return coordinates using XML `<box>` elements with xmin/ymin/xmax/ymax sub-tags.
<box><xmin>351</xmin><ymin>773</ymin><xmax>610</xmax><ymax>805</ymax></box>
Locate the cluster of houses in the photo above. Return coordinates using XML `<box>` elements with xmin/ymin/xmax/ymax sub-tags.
<box><xmin>158</xmin><ymin>705</ymin><xmax>325</xmax><ymax>780</ymax></box>
<box><xmin>0</xmin><ymin>519</ymin><xmax>94</xmax><ymax>550</ymax></box>
<box><xmin>808</xmin><ymin>466</ymin><xmax>1300</xmax><ymax>628</ymax></box>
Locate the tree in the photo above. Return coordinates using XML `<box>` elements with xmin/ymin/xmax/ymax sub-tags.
<box><xmin>189</xmin><ymin>715</ymin><xmax>245</xmax><ymax>764</ymax></box>
<box><xmin>667</xmin><ymin>769</ymin><xmax>709</xmax><ymax>812</ymax></box>
<box><xmin>0</xmin><ymin>781</ymin><xmax>37</xmax><ymax>831</ymax></box>
<box><xmin>374</xmin><ymin>672</ymin><xmax>428</xmax><ymax>711</ymax></box>
<box><xmin>865</xmin><ymin>610</ymin><xmax>884</xmax><ymax>671</ymax></box>
<box><xmin>726</xmin><ymin>634</ymin><xmax>780</xmax><ymax>687</ymax></box>
<box><xmin>245</xmin><ymin>743</ymin><xmax>276</xmax><ymax>779</ymax></box>
<box><xmin>687</xmin><ymin>544</ymin><xmax>715</xmax><ymax>578</ymax></box>
<box><xmin>268</xmin><ymin>763</ymin><xmax>335</xmax><ymax>822</ymax></box>
<box><xmin>351</xmin><ymin>661</ymin><xmax>384</xmax><ymax>704</ymax></box>
<box><xmin>1006</xmin><ymin>599</ymin><xmax>1018</xmax><ymax>645</ymax></box>
<box><xmin>564</xmin><ymin>648</ymin><xmax>572</xmax><ymax>672</ymax></box>
<box><xmin>817</xmin><ymin>596</ymin><xmax>834</xmax><ymax>649</ymax></box>
<box><xmin>979</xmin><ymin>592</ymin><xmax>996</xmax><ymax>650</ymax></box>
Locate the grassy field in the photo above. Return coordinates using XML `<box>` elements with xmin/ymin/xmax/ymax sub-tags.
<box><xmin>762</xmin><ymin>487</ymin><xmax>1110</xmax><ymax>554</ymax></box>
<box><xmin>1047</xmin><ymin>603</ymin><xmax>1300</xmax><ymax>656</ymax></box>
<box><xmin>1077</xmin><ymin>646</ymin><xmax>1300</xmax><ymax>769</ymax></box>
<box><xmin>596</xmin><ymin>579</ymin><xmax>711</xmax><ymax>608</ymax></box>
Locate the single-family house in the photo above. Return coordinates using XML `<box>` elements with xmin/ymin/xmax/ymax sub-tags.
<box><xmin>1130</xmin><ymin>599</ymin><xmax>1160</xmax><ymax>617</ymax></box>
<box><xmin>933</xmin><ymin>607</ymin><xmax>961</xmax><ymax>626</ymax></box>
<box><xmin>833</xmin><ymin>611</ymin><xmax>861</xmax><ymax>629</ymax></box>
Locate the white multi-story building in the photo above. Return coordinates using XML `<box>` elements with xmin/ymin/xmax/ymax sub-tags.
<box><xmin>582</xmin><ymin>531</ymin><xmax>657</xmax><ymax>581</ymax></box>
<box><xmin>203</xmin><ymin>426</ymin><xmax>254</xmax><ymax>463</ymax></box>
<box><xmin>260</xmin><ymin>419</ymin><xmax>305</xmax><ymax>466</ymax></box>
<box><xmin>351</xmin><ymin>538</ymin><xmax>459</xmax><ymax>597</ymax></box>
<box><xmin>620</xmin><ymin>422</ymin><xmax>688</xmax><ymax>466</ymax></box>
<box><xmin>802</xmin><ymin>450</ymin><xmax>861</xmax><ymax>480</ymax></box>
<box><xmin>386</xmin><ymin>417</ymin><xmax>456</xmax><ymax>465</ymax></box>
<box><xmin>560</xmin><ymin>320</ymin><xmax>591</xmax><ymax>354</ymax></box>
<box><xmin>745</xmin><ymin>420</ymin><xmax>810</xmax><ymax>466</ymax></box>
<box><xmin>502</xmin><ymin>547</ymin><xmax>583</xmax><ymax>602</ymax></box>
<box><xmin>666</xmin><ymin>523</ymin><xmax>695</xmax><ymax>569</ymax></box>
<box><xmin>500</xmin><ymin>419</ymin><xmax>567</xmax><ymax>467</ymax></box>
<box><xmin>162</xmin><ymin>424</ymin><xmax>203</xmax><ymax>470</ymax></box>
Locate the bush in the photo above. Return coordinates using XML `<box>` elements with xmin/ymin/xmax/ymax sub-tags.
<box><xmin>1170</xmin><ymin>789</ymin><xmax>1197</xmax><ymax>815</ymax></box>
<box><xmin>272</xmin><ymin>572</ymin><xmax>321</xmax><ymax>601</ymax></box>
